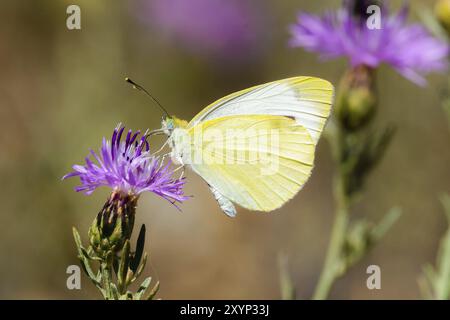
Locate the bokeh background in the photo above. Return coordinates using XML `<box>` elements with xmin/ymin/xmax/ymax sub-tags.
<box><xmin>0</xmin><ymin>0</ymin><xmax>449</xmax><ymax>299</ymax></box>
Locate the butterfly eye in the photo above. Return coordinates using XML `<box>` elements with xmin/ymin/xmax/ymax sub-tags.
<box><xmin>164</xmin><ymin>119</ymin><xmax>174</xmax><ymax>130</ymax></box>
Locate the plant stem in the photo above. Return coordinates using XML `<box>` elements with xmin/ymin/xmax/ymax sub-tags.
<box><xmin>435</xmin><ymin>231</ymin><xmax>450</xmax><ymax>299</ymax></box>
<box><xmin>312</xmin><ymin>172</ymin><xmax>349</xmax><ymax>300</ymax></box>
<box><xmin>433</xmin><ymin>195</ymin><xmax>450</xmax><ymax>299</ymax></box>
<box><xmin>101</xmin><ymin>259</ymin><xmax>114</xmax><ymax>299</ymax></box>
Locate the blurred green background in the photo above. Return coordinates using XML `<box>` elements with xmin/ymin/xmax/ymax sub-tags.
<box><xmin>0</xmin><ymin>0</ymin><xmax>449</xmax><ymax>299</ymax></box>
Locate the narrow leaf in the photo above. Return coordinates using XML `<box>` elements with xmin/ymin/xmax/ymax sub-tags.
<box><xmin>134</xmin><ymin>277</ymin><xmax>152</xmax><ymax>300</ymax></box>
<box><xmin>130</xmin><ymin>224</ymin><xmax>146</xmax><ymax>273</ymax></box>
<box><xmin>130</xmin><ymin>252</ymin><xmax>148</xmax><ymax>285</ymax></box>
<box><xmin>440</xmin><ymin>194</ymin><xmax>450</xmax><ymax>223</ymax></box>
<box><xmin>278</xmin><ymin>253</ymin><xmax>296</xmax><ymax>300</ymax></box>
<box><xmin>73</xmin><ymin>227</ymin><xmax>100</xmax><ymax>285</ymax></box>
<box><xmin>72</xmin><ymin>227</ymin><xmax>83</xmax><ymax>250</ymax></box>
<box><xmin>118</xmin><ymin>240</ymin><xmax>131</xmax><ymax>293</ymax></box>
<box><xmin>145</xmin><ymin>281</ymin><xmax>160</xmax><ymax>300</ymax></box>
<box><xmin>371</xmin><ymin>207</ymin><xmax>402</xmax><ymax>241</ymax></box>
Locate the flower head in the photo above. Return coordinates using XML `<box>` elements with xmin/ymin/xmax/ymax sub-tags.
<box><xmin>289</xmin><ymin>5</ymin><xmax>449</xmax><ymax>85</ymax></box>
<box><xmin>63</xmin><ymin>125</ymin><xmax>188</xmax><ymax>205</ymax></box>
<box><xmin>135</xmin><ymin>0</ymin><xmax>265</xmax><ymax>61</ymax></box>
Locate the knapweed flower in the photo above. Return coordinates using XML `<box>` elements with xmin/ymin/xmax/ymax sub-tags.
<box><xmin>289</xmin><ymin>5</ymin><xmax>449</xmax><ymax>86</ymax></box>
<box><xmin>63</xmin><ymin>124</ymin><xmax>187</xmax><ymax>204</ymax></box>
<box><xmin>135</xmin><ymin>0</ymin><xmax>266</xmax><ymax>61</ymax></box>
<box><xmin>64</xmin><ymin>125</ymin><xmax>188</xmax><ymax>255</ymax></box>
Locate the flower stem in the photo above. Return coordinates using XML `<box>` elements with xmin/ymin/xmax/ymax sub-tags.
<box><xmin>312</xmin><ymin>170</ymin><xmax>349</xmax><ymax>300</ymax></box>
<box><xmin>101</xmin><ymin>259</ymin><xmax>114</xmax><ymax>299</ymax></box>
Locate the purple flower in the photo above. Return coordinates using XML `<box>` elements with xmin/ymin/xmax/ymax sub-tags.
<box><xmin>289</xmin><ymin>5</ymin><xmax>449</xmax><ymax>86</ymax></box>
<box><xmin>135</xmin><ymin>0</ymin><xmax>265</xmax><ymax>61</ymax></box>
<box><xmin>63</xmin><ymin>125</ymin><xmax>188</xmax><ymax>205</ymax></box>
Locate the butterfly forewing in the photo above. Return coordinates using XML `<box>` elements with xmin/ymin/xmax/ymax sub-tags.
<box><xmin>187</xmin><ymin>76</ymin><xmax>333</xmax><ymax>144</ymax></box>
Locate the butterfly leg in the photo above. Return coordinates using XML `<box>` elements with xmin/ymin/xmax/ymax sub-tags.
<box><xmin>172</xmin><ymin>164</ymin><xmax>185</xmax><ymax>175</ymax></box>
<box><xmin>151</xmin><ymin>137</ymin><xmax>170</xmax><ymax>156</ymax></box>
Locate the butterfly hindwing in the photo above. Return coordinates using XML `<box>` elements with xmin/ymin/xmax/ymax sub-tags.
<box><xmin>185</xmin><ymin>115</ymin><xmax>315</xmax><ymax>212</ymax></box>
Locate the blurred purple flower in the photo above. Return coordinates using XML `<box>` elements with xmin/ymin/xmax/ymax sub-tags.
<box><xmin>289</xmin><ymin>6</ymin><xmax>449</xmax><ymax>86</ymax></box>
<box><xmin>63</xmin><ymin>125</ymin><xmax>188</xmax><ymax>205</ymax></box>
<box><xmin>136</xmin><ymin>0</ymin><xmax>265</xmax><ymax>60</ymax></box>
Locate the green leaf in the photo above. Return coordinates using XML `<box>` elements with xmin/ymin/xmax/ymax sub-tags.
<box><xmin>80</xmin><ymin>246</ymin><xmax>94</xmax><ymax>261</ymax></box>
<box><xmin>130</xmin><ymin>224</ymin><xmax>146</xmax><ymax>273</ymax></box>
<box><xmin>80</xmin><ymin>258</ymin><xmax>99</xmax><ymax>284</ymax></box>
<box><xmin>112</xmin><ymin>255</ymin><xmax>119</xmax><ymax>276</ymax></box>
<box><xmin>423</xmin><ymin>264</ymin><xmax>437</xmax><ymax>286</ymax></box>
<box><xmin>73</xmin><ymin>227</ymin><xmax>101</xmax><ymax>286</ymax></box>
<box><xmin>72</xmin><ymin>227</ymin><xmax>83</xmax><ymax>251</ymax></box>
<box><xmin>129</xmin><ymin>252</ymin><xmax>148</xmax><ymax>285</ymax></box>
<box><xmin>117</xmin><ymin>240</ymin><xmax>131</xmax><ymax>293</ymax></box>
<box><xmin>440</xmin><ymin>194</ymin><xmax>450</xmax><ymax>223</ymax></box>
<box><xmin>110</xmin><ymin>283</ymin><xmax>119</xmax><ymax>300</ymax></box>
<box><xmin>97</xmin><ymin>287</ymin><xmax>108</xmax><ymax>300</ymax></box>
<box><xmin>134</xmin><ymin>277</ymin><xmax>152</xmax><ymax>300</ymax></box>
<box><xmin>371</xmin><ymin>207</ymin><xmax>402</xmax><ymax>242</ymax></box>
<box><xmin>342</xmin><ymin>126</ymin><xmax>395</xmax><ymax>199</ymax></box>
<box><xmin>418</xmin><ymin>265</ymin><xmax>434</xmax><ymax>300</ymax></box>
<box><xmin>145</xmin><ymin>281</ymin><xmax>160</xmax><ymax>300</ymax></box>
<box><xmin>341</xmin><ymin>208</ymin><xmax>401</xmax><ymax>274</ymax></box>
<box><xmin>278</xmin><ymin>253</ymin><xmax>296</xmax><ymax>300</ymax></box>
<box><xmin>417</xmin><ymin>4</ymin><xmax>449</xmax><ymax>40</ymax></box>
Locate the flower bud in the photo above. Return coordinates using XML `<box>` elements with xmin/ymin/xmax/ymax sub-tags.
<box><xmin>335</xmin><ymin>65</ymin><xmax>377</xmax><ymax>131</ymax></box>
<box><xmin>89</xmin><ymin>191</ymin><xmax>137</xmax><ymax>257</ymax></box>
<box><xmin>435</xmin><ymin>0</ymin><xmax>450</xmax><ymax>36</ymax></box>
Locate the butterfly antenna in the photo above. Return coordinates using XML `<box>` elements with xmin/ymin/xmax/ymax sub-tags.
<box><xmin>125</xmin><ymin>77</ymin><xmax>170</xmax><ymax>118</ymax></box>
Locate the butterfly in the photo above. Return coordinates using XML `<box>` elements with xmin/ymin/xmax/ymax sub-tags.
<box><xmin>128</xmin><ymin>77</ymin><xmax>334</xmax><ymax>217</ymax></box>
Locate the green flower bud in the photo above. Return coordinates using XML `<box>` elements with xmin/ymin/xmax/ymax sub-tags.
<box><xmin>435</xmin><ymin>0</ymin><xmax>450</xmax><ymax>36</ymax></box>
<box><xmin>336</xmin><ymin>65</ymin><xmax>377</xmax><ymax>131</ymax></box>
<box><xmin>89</xmin><ymin>191</ymin><xmax>137</xmax><ymax>258</ymax></box>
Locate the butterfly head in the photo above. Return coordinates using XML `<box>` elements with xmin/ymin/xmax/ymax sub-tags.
<box><xmin>161</xmin><ymin>116</ymin><xmax>188</xmax><ymax>136</ymax></box>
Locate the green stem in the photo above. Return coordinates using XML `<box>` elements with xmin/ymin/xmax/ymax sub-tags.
<box><xmin>433</xmin><ymin>195</ymin><xmax>450</xmax><ymax>299</ymax></box>
<box><xmin>312</xmin><ymin>175</ymin><xmax>349</xmax><ymax>300</ymax></box>
<box><xmin>435</xmin><ymin>231</ymin><xmax>450</xmax><ymax>299</ymax></box>
<box><xmin>100</xmin><ymin>259</ymin><xmax>114</xmax><ymax>299</ymax></box>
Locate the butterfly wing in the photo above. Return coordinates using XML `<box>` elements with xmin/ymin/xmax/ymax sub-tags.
<box><xmin>208</xmin><ymin>184</ymin><xmax>237</xmax><ymax>217</ymax></box>
<box><xmin>187</xmin><ymin>76</ymin><xmax>334</xmax><ymax>144</ymax></box>
<box><xmin>185</xmin><ymin>115</ymin><xmax>315</xmax><ymax>212</ymax></box>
